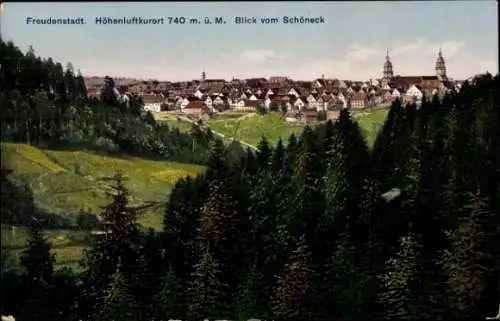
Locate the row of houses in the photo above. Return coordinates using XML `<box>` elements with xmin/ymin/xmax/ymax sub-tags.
<box><xmin>127</xmin><ymin>80</ymin><xmax>450</xmax><ymax>116</ymax></box>
<box><xmin>87</xmin><ymin>74</ymin><xmax>459</xmax><ymax>112</ymax></box>
<box><xmin>84</xmin><ymin>51</ymin><xmax>467</xmax><ymax>125</ymax></box>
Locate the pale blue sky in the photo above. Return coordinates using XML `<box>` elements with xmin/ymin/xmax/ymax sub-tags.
<box><xmin>1</xmin><ymin>1</ymin><xmax>497</xmax><ymax>81</ymax></box>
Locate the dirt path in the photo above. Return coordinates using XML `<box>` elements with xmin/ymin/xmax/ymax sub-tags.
<box><xmin>177</xmin><ymin>115</ymin><xmax>259</xmax><ymax>151</ymax></box>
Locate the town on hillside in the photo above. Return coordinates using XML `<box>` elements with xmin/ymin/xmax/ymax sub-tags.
<box><xmin>85</xmin><ymin>50</ymin><xmax>466</xmax><ymax>124</ymax></box>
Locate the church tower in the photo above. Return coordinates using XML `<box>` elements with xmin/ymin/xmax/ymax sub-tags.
<box><xmin>383</xmin><ymin>49</ymin><xmax>394</xmax><ymax>80</ymax></box>
<box><xmin>435</xmin><ymin>48</ymin><xmax>447</xmax><ymax>79</ymax></box>
<box><xmin>201</xmin><ymin>69</ymin><xmax>206</xmax><ymax>82</ymax></box>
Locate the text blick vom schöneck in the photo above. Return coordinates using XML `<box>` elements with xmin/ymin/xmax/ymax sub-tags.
<box><xmin>235</xmin><ymin>16</ymin><xmax>325</xmax><ymax>24</ymax></box>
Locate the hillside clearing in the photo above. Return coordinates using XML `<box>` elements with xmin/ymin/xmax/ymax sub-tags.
<box><xmin>352</xmin><ymin>107</ymin><xmax>389</xmax><ymax>147</ymax></box>
<box><xmin>1</xmin><ymin>143</ymin><xmax>205</xmax><ymax>229</ymax></box>
<box><xmin>1</xmin><ymin>225</ymin><xmax>89</xmax><ymax>270</ymax></box>
<box><xmin>203</xmin><ymin>108</ymin><xmax>389</xmax><ymax>148</ymax></box>
<box><xmin>1</xmin><ymin>143</ymin><xmax>205</xmax><ymax>270</ymax></box>
<box><xmin>207</xmin><ymin>112</ymin><xmax>305</xmax><ymax>147</ymax></box>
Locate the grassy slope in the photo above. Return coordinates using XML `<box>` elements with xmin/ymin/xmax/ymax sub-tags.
<box><xmin>205</xmin><ymin>108</ymin><xmax>389</xmax><ymax>148</ymax></box>
<box><xmin>152</xmin><ymin>111</ymin><xmax>192</xmax><ymax>133</ymax></box>
<box><xmin>1</xmin><ymin>143</ymin><xmax>205</xmax><ymax>269</ymax></box>
<box><xmin>1</xmin><ymin>143</ymin><xmax>204</xmax><ymax>226</ymax></box>
<box><xmin>153</xmin><ymin>111</ymin><xmax>249</xmax><ymax>133</ymax></box>
<box><xmin>1</xmin><ymin>226</ymin><xmax>88</xmax><ymax>270</ymax></box>
<box><xmin>207</xmin><ymin>112</ymin><xmax>305</xmax><ymax>147</ymax></box>
<box><xmin>352</xmin><ymin>108</ymin><xmax>389</xmax><ymax>147</ymax></box>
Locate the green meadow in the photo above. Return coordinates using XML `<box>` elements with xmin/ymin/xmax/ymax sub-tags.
<box><xmin>1</xmin><ymin>143</ymin><xmax>205</xmax><ymax>269</ymax></box>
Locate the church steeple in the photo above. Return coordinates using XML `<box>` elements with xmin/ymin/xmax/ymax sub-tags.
<box><xmin>383</xmin><ymin>48</ymin><xmax>394</xmax><ymax>80</ymax></box>
<box><xmin>435</xmin><ymin>48</ymin><xmax>447</xmax><ymax>79</ymax></box>
<box><xmin>201</xmin><ymin>68</ymin><xmax>206</xmax><ymax>82</ymax></box>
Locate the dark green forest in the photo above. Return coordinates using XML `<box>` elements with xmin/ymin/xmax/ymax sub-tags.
<box><xmin>1</xmin><ymin>39</ymin><xmax>499</xmax><ymax>321</ymax></box>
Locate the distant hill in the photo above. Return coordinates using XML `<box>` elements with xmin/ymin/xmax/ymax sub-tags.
<box><xmin>84</xmin><ymin>76</ymin><xmax>144</xmax><ymax>87</ymax></box>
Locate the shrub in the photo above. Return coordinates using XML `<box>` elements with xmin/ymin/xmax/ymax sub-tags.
<box><xmin>256</xmin><ymin>106</ymin><xmax>267</xmax><ymax>115</ymax></box>
<box><xmin>270</xmin><ymin>102</ymin><xmax>280</xmax><ymax>112</ymax></box>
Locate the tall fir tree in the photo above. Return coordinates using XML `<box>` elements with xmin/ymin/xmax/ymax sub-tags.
<box><xmin>441</xmin><ymin>189</ymin><xmax>499</xmax><ymax>319</ymax></box>
<box><xmin>163</xmin><ymin>175</ymin><xmax>209</xmax><ymax>295</ymax></box>
<box><xmin>273</xmin><ymin>136</ymin><xmax>298</xmax><ymax>275</ymax></box>
<box><xmin>20</xmin><ymin>221</ymin><xmax>55</xmax><ymax>282</ymax></box>
<box><xmin>150</xmin><ymin>263</ymin><xmax>185</xmax><ymax>321</ymax></box>
<box><xmin>100</xmin><ymin>76</ymin><xmax>118</xmax><ymax>107</ymax></box>
<box><xmin>379</xmin><ymin>231</ymin><xmax>447</xmax><ymax>321</ymax></box>
<box><xmin>94</xmin><ymin>264</ymin><xmax>140</xmax><ymax>321</ymax></box>
<box><xmin>187</xmin><ymin>245</ymin><xmax>230</xmax><ymax>321</ymax></box>
<box><xmin>285</xmin><ymin>132</ymin><xmax>299</xmax><ymax>164</ymax></box>
<box><xmin>372</xmin><ymin>99</ymin><xmax>411</xmax><ymax>192</ymax></box>
<box><xmin>323</xmin><ymin>108</ymin><xmax>371</xmax><ymax>251</ymax></box>
<box><xmin>290</xmin><ymin>126</ymin><xmax>326</xmax><ymax>268</ymax></box>
<box><xmin>206</xmin><ymin>138</ymin><xmax>230</xmax><ymax>180</ymax></box>
<box><xmin>270</xmin><ymin>138</ymin><xmax>285</xmax><ymax>175</ymax></box>
<box><xmin>321</xmin><ymin>232</ymin><xmax>366</xmax><ymax>321</ymax></box>
<box><xmin>271</xmin><ymin>237</ymin><xmax>320</xmax><ymax>321</ymax></box>
<box><xmin>233</xmin><ymin>258</ymin><xmax>269</xmax><ymax>320</ymax></box>
<box><xmin>320</xmin><ymin>119</ymin><xmax>336</xmax><ymax>170</ymax></box>
<box><xmin>197</xmin><ymin>178</ymin><xmax>247</xmax><ymax>303</ymax></box>
<box><xmin>256</xmin><ymin>136</ymin><xmax>273</xmax><ymax>171</ymax></box>
<box><xmin>247</xmin><ymin>167</ymin><xmax>281</xmax><ymax>304</ymax></box>
<box><xmin>18</xmin><ymin>221</ymin><xmax>57</xmax><ymax>321</ymax></box>
<box><xmin>82</xmin><ymin>173</ymin><xmax>142</xmax><ymax>319</ymax></box>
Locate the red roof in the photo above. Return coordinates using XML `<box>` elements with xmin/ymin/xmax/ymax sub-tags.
<box><xmin>143</xmin><ymin>94</ymin><xmax>163</xmax><ymax>104</ymax></box>
<box><xmin>186</xmin><ymin>101</ymin><xmax>204</xmax><ymax>109</ymax></box>
<box><xmin>302</xmin><ymin>109</ymin><xmax>319</xmax><ymax>116</ymax></box>
<box><xmin>244</xmin><ymin>99</ymin><xmax>263</xmax><ymax>107</ymax></box>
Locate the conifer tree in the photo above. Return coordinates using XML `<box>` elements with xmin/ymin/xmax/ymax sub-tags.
<box><xmin>240</xmin><ymin>147</ymin><xmax>258</xmax><ymax>178</ymax></box>
<box><xmin>271</xmin><ymin>237</ymin><xmax>318</xmax><ymax>321</ymax></box>
<box><xmin>321</xmin><ymin>119</ymin><xmax>336</xmax><ymax>170</ymax></box>
<box><xmin>100</xmin><ymin>76</ymin><xmax>118</xmax><ymax>107</ymax></box>
<box><xmin>285</xmin><ymin>132</ymin><xmax>298</xmax><ymax>164</ymax></box>
<box><xmin>164</xmin><ymin>175</ymin><xmax>210</xmax><ymax>276</ymax></box>
<box><xmin>197</xmin><ymin>179</ymin><xmax>246</xmax><ymax>297</ymax></box>
<box><xmin>398</xmin><ymin>119</ymin><xmax>449</xmax><ymax>307</ymax></box>
<box><xmin>234</xmin><ymin>258</ymin><xmax>269</xmax><ymax>320</ymax></box>
<box><xmin>371</xmin><ymin>99</ymin><xmax>409</xmax><ymax>192</ymax></box>
<box><xmin>82</xmin><ymin>173</ymin><xmax>142</xmax><ymax>318</ymax></box>
<box><xmin>442</xmin><ymin>190</ymin><xmax>498</xmax><ymax>319</ymax></box>
<box><xmin>270</xmin><ymin>138</ymin><xmax>285</xmax><ymax>175</ymax></box>
<box><xmin>64</xmin><ymin>63</ymin><xmax>76</xmax><ymax>102</ymax></box>
<box><xmin>151</xmin><ymin>264</ymin><xmax>185</xmax><ymax>321</ymax></box>
<box><xmin>187</xmin><ymin>245</ymin><xmax>230</xmax><ymax>321</ymax></box>
<box><xmin>323</xmin><ymin>108</ymin><xmax>371</xmax><ymax>249</ymax></box>
<box><xmin>206</xmin><ymin>138</ymin><xmax>229</xmax><ymax>179</ymax></box>
<box><xmin>247</xmin><ymin>167</ymin><xmax>281</xmax><ymax>300</ymax></box>
<box><xmin>75</xmin><ymin>69</ymin><xmax>87</xmax><ymax>99</ymax></box>
<box><xmin>441</xmin><ymin>92</ymin><xmax>479</xmax><ymax>226</ymax></box>
<box><xmin>20</xmin><ymin>221</ymin><xmax>55</xmax><ymax>283</ymax></box>
<box><xmin>19</xmin><ymin>221</ymin><xmax>57</xmax><ymax>321</ymax></box>
<box><xmin>256</xmin><ymin>136</ymin><xmax>273</xmax><ymax>171</ymax></box>
<box><xmin>273</xmin><ymin>138</ymin><xmax>297</xmax><ymax>273</ymax></box>
<box><xmin>290</xmin><ymin>126</ymin><xmax>325</xmax><ymax>263</ymax></box>
<box><xmin>95</xmin><ymin>264</ymin><xmax>140</xmax><ymax>321</ymax></box>
<box><xmin>321</xmin><ymin>232</ymin><xmax>364</xmax><ymax>321</ymax></box>
<box><xmin>379</xmin><ymin>232</ymin><xmax>442</xmax><ymax>320</ymax></box>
